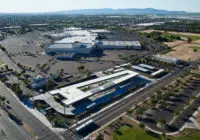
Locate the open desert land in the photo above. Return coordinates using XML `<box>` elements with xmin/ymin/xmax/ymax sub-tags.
<box><xmin>165</xmin><ymin>42</ymin><xmax>200</xmax><ymax>61</ymax></box>
<box><xmin>141</xmin><ymin>29</ymin><xmax>200</xmax><ymax>61</ymax></box>
<box><xmin>141</xmin><ymin>29</ymin><xmax>200</xmax><ymax>37</ymax></box>
<box><xmin>164</xmin><ymin>40</ymin><xmax>200</xmax><ymax>62</ymax></box>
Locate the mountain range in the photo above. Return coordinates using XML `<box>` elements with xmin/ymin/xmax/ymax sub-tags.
<box><xmin>0</xmin><ymin>8</ymin><xmax>187</xmax><ymax>15</ymax></box>
<box><xmin>49</xmin><ymin>8</ymin><xmax>187</xmax><ymax>15</ymax></box>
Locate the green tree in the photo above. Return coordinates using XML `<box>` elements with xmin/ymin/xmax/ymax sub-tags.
<box><xmin>0</xmin><ymin>96</ymin><xmax>6</xmax><ymax>108</ymax></box>
<box><xmin>4</xmin><ymin>65</ymin><xmax>8</xmax><ymax>71</ymax></box>
<box><xmin>187</xmin><ymin>37</ymin><xmax>192</xmax><ymax>43</ymax></box>
<box><xmin>77</xmin><ymin>65</ymin><xmax>85</xmax><ymax>74</ymax></box>
<box><xmin>139</xmin><ymin>122</ymin><xmax>145</xmax><ymax>128</ymax></box>
<box><xmin>11</xmin><ymin>83</ymin><xmax>22</xmax><ymax>97</ymax></box>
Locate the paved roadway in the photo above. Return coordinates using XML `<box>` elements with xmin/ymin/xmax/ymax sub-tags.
<box><xmin>0</xmin><ymin>108</ymin><xmax>30</xmax><ymax>140</ymax></box>
<box><xmin>0</xmin><ymin>82</ymin><xmax>64</xmax><ymax>140</ymax></box>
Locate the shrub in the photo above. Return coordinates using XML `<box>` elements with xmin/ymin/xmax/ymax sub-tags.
<box><xmin>139</xmin><ymin>122</ymin><xmax>145</xmax><ymax>128</ymax></box>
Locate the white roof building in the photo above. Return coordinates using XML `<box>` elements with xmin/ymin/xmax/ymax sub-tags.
<box><xmin>54</xmin><ymin>36</ymin><xmax>97</xmax><ymax>44</ymax></box>
<box><xmin>151</xmin><ymin>69</ymin><xmax>165</xmax><ymax>77</ymax></box>
<box><xmin>89</xmin><ymin>29</ymin><xmax>110</xmax><ymax>33</ymax></box>
<box><xmin>50</xmin><ymin>27</ymin><xmax>98</xmax><ymax>40</ymax></box>
<box><xmin>102</xmin><ymin>41</ymin><xmax>142</xmax><ymax>50</ymax></box>
<box><xmin>154</xmin><ymin>54</ymin><xmax>180</xmax><ymax>64</ymax></box>
<box><xmin>139</xmin><ymin>64</ymin><xmax>155</xmax><ymax>70</ymax></box>
<box><xmin>48</xmin><ymin>70</ymin><xmax>139</xmax><ymax>106</ymax></box>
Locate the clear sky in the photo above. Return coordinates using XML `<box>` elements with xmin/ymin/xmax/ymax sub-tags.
<box><xmin>0</xmin><ymin>0</ymin><xmax>199</xmax><ymax>13</ymax></box>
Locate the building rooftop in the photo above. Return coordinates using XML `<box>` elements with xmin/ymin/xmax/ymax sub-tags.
<box><xmin>54</xmin><ymin>36</ymin><xmax>97</xmax><ymax>44</ymax></box>
<box><xmin>30</xmin><ymin>74</ymin><xmax>46</xmax><ymax>82</ymax></box>
<box><xmin>51</xmin><ymin>28</ymin><xmax>98</xmax><ymax>39</ymax></box>
<box><xmin>89</xmin><ymin>29</ymin><xmax>110</xmax><ymax>33</ymax></box>
<box><xmin>48</xmin><ymin>70</ymin><xmax>139</xmax><ymax>106</ymax></box>
<box><xmin>151</xmin><ymin>69</ymin><xmax>165</xmax><ymax>77</ymax></box>
<box><xmin>132</xmin><ymin>65</ymin><xmax>149</xmax><ymax>72</ymax></box>
<box><xmin>139</xmin><ymin>64</ymin><xmax>155</xmax><ymax>70</ymax></box>
<box><xmin>47</xmin><ymin>43</ymin><xmax>93</xmax><ymax>50</ymax></box>
<box><xmin>102</xmin><ymin>41</ymin><xmax>141</xmax><ymax>47</ymax></box>
<box><xmin>154</xmin><ymin>54</ymin><xmax>179</xmax><ymax>62</ymax></box>
<box><xmin>64</xmin><ymin>27</ymin><xmax>82</xmax><ymax>31</ymax></box>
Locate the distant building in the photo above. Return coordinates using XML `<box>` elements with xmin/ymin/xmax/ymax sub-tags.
<box><xmin>46</xmin><ymin>42</ymin><xmax>103</xmax><ymax>60</ymax></box>
<box><xmin>139</xmin><ymin>64</ymin><xmax>155</xmax><ymax>70</ymax></box>
<box><xmin>46</xmin><ymin>27</ymin><xmax>97</xmax><ymax>40</ymax></box>
<box><xmin>151</xmin><ymin>69</ymin><xmax>165</xmax><ymax>77</ymax></box>
<box><xmin>131</xmin><ymin>65</ymin><xmax>149</xmax><ymax>73</ymax></box>
<box><xmin>153</xmin><ymin>54</ymin><xmax>180</xmax><ymax>64</ymax></box>
<box><xmin>46</xmin><ymin>42</ymin><xmax>95</xmax><ymax>55</ymax></box>
<box><xmin>102</xmin><ymin>41</ymin><xmax>142</xmax><ymax>50</ymax></box>
<box><xmin>45</xmin><ymin>27</ymin><xmax>142</xmax><ymax>60</ymax></box>
<box><xmin>30</xmin><ymin>74</ymin><xmax>47</xmax><ymax>89</ymax></box>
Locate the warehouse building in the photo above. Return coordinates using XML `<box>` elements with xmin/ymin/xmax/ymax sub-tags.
<box><xmin>132</xmin><ymin>65</ymin><xmax>150</xmax><ymax>73</ymax></box>
<box><xmin>46</xmin><ymin>42</ymin><xmax>95</xmax><ymax>54</ymax></box>
<box><xmin>153</xmin><ymin>54</ymin><xmax>181</xmax><ymax>64</ymax></box>
<box><xmin>151</xmin><ymin>69</ymin><xmax>165</xmax><ymax>78</ymax></box>
<box><xmin>45</xmin><ymin>27</ymin><xmax>142</xmax><ymax>60</ymax></box>
<box><xmin>46</xmin><ymin>42</ymin><xmax>103</xmax><ymax>60</ymax></box>
<box><xmin>102</xmin><ymin>41</ymin><xmax>142</xmax><ymax>50</ymax></box>
<box><xmin>139</xmin><ymin>64</ymin><xmax>155</xmax><ymax>70</ymax></box>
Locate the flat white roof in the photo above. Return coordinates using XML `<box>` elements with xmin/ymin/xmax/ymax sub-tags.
<box><xmin>102</xmin><ymin>41</ymin><xmax>141</xmax><ymax>47</ymax></box>
<box><xmin>55</xmin><ymin>36</ymin><xmax>97</xmax><ymax>44</ymax></box>
<box><xmin>120</xmin><ymin>63</ymin><xmax>131</xmax><ymax>67</ymax></box>
<box><xmin>89</xmin><ymin>29</ymin><xmax>110</xmax><ymax>33</ymax></box>
<box><xmin>49</xmin><ymin>70</ymin><xmax>139</xmax><ymax>106</ymax></box>
<box><xmin>136</xmin><ymin>22</ymin><xmax>164</xmax><ymax>27</ymax></box>
<box><xmin>154</xmin><ymin>54</ymin><xmax>179</xmax><ymax>62</ymax></box>
<box><xmin>132</xmin><ymin>65</ymin><xmax>149</xmax><ymax>72</ymax></box>
<box><xmin>47</xmin><ymin>43</ymin><xmax>93</xmax><ymax>49</ymax></box>
<box><xmin>139</xmin><ymin>64</ymin><xmax>155</xmax><ymax>70</ymax></box>
<box><xmin>151</xmin><ymin>69</ymin><xmax>165</xmax><ymax>77</ymax></box>
<box><xmin>64</xmin><ymin>27</ymin><xmax>82</xmax><ymax>31</ymax></box>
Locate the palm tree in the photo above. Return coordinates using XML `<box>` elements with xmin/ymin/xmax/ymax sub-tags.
<box><xmin>77</xmin><ymin>65</ymin><xmax>85</xmax><ymax>74</ymax></box>
<box><xmin>60</xmin><ymin>69</ymin><xmax>64</xmax><ymax>75</ymax></box>
<box><xmin>0</xmin><ymin>96</ymin><xmax>6</xmax><ymax>108</ymax></box>
<box><xmin>187</xmin><ymin>37</ymin><xmax>192</xmax><ymax>43</ymax></box>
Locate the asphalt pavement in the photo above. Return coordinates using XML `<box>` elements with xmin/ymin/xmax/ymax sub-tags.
<box><xmin>0</xmin><ymin>108</ymin><xmax>30</xmax><ymax>140</ymax></box>
<box><xmin>0</xmin><ymin>82</ymin><xmax>63</xmax><ymax>140</ymax></box>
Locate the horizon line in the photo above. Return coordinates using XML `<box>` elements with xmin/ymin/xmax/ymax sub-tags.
<box><xmin>0</xmin><ymin>7</ymin><xmax>198</xmax><ymax>14</ymax></box>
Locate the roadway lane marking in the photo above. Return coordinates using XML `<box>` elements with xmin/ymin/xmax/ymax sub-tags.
<box><xmin>23</xmin><ymin>122</ymin><xmax>37</xmax><ymax>138</ymax></box>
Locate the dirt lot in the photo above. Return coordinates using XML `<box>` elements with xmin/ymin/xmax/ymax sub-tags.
<box><xmin>141</xmin><ymin>29</ymin><xmax>200</xmax><ymax>37</ymax></box>
<box><xmin>165</xmin><ymin>42</ymin><xmax>200</xmax><ymax>61</ymax></box>
<box><xmin>141</xmin><ymin>29</ymin><xmax>200</xmax><ymax>61</ymax></box>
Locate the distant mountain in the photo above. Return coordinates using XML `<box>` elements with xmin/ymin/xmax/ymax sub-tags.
<box><xmin>51</xmin><ymin>8</ymin><xmax>187</xmax><ymax>15</ymax></box>
<box><xmin>0</xmin><ymin>8</ymin><xmax>187</xmax><ymax>15</ymax></box>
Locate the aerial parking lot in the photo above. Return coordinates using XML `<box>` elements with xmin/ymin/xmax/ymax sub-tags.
<box><xmin>0</xmin><ymin>29</ymin><xmax>150</xmax><ymax>77</ymax></box>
